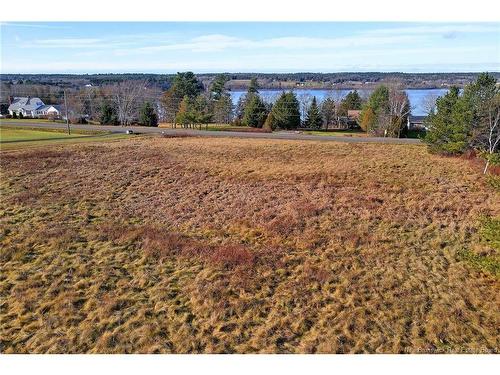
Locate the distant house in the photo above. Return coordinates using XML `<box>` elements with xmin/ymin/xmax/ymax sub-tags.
<box><xmin>347</xmin><ymin>110</ymin><xmax>361</xmax><ymax>121</ymax></box>
<box><xmin>8</xmin><ymin>97</ymin><xmax>62</xmax><ymax>118</ymax></box>
<box><xmin>407</xmin><ymin>115</ymin><xmax>427</xmax><ymax>131</ymax></box>
<box><xmin>35</xmin><ymin>105</ymin><xmax>64</xmax><ymax>118</ymax></box>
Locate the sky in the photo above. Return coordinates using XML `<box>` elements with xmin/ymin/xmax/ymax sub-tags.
<box><xmin>1</xmin><ymin>22</ymin><xmax>499</xmax><ymax>74</ymax></box>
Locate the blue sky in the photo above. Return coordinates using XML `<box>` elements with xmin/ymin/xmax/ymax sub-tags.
<box><xmin>1</xmin><ymin>22</ymin><xmax>499</xmax><ymax>73</ymax></box>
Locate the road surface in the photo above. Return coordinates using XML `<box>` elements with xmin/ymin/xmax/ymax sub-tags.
<box><xmin>0</xmin><ymin>121</ymin><xmax>422</xmax><ymax>145</ymax></box>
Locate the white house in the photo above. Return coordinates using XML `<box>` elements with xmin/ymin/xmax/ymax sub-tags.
<box><xmin>34</xmin><ymin>104</ymin><xmax>64</xmax><ymax>117</ymax></box>
<box><xmin>8</xmin><ymin>97</ymin><xmax>62</xmax><ymax>118</ymax></box>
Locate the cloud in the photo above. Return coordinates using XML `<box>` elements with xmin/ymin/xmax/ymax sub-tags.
<box><xmin>117</xmin><ymin>32</ymin><xmax>420</xmax><ymax>55</ymax></box>
<box><xmin>367</xmin><ymin>23</ymin><xmax>499</xmax><ymax>36</ymax></box>
<box><xmin>34</xmin><ymin>38</ymin><xmax>104</xmax><ymax>48</ymax></box>
<box><xmin>0</xmin><ymin>22</ymin><xmax>66</xmax><ymax>29</ymax></box>
<box><xmin>367</xmin><ymin>23</ymin><xmax>500</xmax><ymax>41</ymax></box>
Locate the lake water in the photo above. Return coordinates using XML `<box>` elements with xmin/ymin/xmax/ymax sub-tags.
<box><xmin>229</xmin><ymin>88</ymin><xmax>449</xmax><ymax>116</ymax></box>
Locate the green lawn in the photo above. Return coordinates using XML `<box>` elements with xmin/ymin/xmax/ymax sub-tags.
<box><xmin>0</xmin><ymin>118</ymin><xmax>65</xmax><ymax>124</ymax></box>
<box><xmin>0</xmin><ymin>127</ymin><xmax>130</xmax><ymax>150</ymax></box>
<box><xmin>0</xmin><ymin>127</ymin><xmax>88</xmax><ymax>142</ymax></box>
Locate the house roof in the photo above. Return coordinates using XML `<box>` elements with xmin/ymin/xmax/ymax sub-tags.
<box><xmin>347</xmin><ymin>110</ymin><xmax>361</xmax><ymax>118</ymax></box>
<box><xmin>37</xmin><ymin>105</ymin><xmax>62</xmax><ymax>112</ymax></box>
<box><xmin>409</xmin><ymin>115</ymin><xmax>427</xmax><ymax>123</ymax></box>
<box><xmin>9</xmin><ymin>97</ymin><xmax>45</xmax><ymax>112</ymax></box>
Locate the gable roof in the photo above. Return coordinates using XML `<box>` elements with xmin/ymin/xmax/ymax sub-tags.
<box><xmin>36</xmin><ymin>105</ymin><xmax>62</xmax><ymax>112</ymax></box>
<box><xmin>8</xmin><ymin>97</ymin><xmax>45</xmax><ymax>112</ymax></box>
<box><xmin>409</xmin><ymin>115</ymin><xmax>427</xmax><ymax>123</ymax></box>
<box><xmin>347</xmin><ymin>109</ymin><xmax>361</xmax><ymax>118</ymax></box>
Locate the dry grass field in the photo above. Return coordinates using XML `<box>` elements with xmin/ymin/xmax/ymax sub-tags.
<box><xmin>0</xmin><ymin>136</ymin><xmax>499</xmax><ymax>353</ymax></box>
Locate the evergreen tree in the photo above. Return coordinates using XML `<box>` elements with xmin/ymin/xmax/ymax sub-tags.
<box><xmin>170</xmin><ymin>72</ymin><xmax>203</xmax><ymax>99</ymax></box>
<box><xmin>340</xmin><ymin>90</ymin><xmax>362</xmax><ymax>115</ymax></box>
<box><xmin>175</xmin><ymin>96</ymin><xmax>195</xmax><ymax>127</ymax></box>
<box><xmin>242</xmin><ymin>94</ymin><xmax>267</xmax><ymax>128</ymax></box>
<box><xmin>213</xmin><ymin>93</ymin><xmax>233</xmax><ymax>124</ymax></box>
<box><xmin>321</xmin><ymin>97</ymin><xmax>336</xmax><ymax>129</ymax></box>
<box><xmin>304</xmin><ymin>96</ymin><xmax>322</xmax><ymax>129</ymax></box>
<box><xmin>268</xmin><ymin>92</ymin><xmax>301</xmax><ymax>130</ymax></box>
<box><xmin>193</xmin><ymin>94</ymin><xmax>213</xmax><ymax>126</ymax></box>
<box><xmin>360</xmin><ymin>85</ymin><xmax>389</xmax><ymax>135</ymax></box>
<box><xmin>424</xmin><ymin>73</ymin><xmax>499</xmax><ymax>172</ymax></box>
<box><xmin>248</xmin><ymin>78</ymin><xmax>259</xmax><ymax>94</ymax></box>
<box><xmin>211</xmin><ymin>74</ymin><xmax>229</xmax><ymax>100</ymax></box>
<box><xmin>139</xmin><ymin>101</ymin><xmax>158</xmax><ymax>127</ymax></box>
<box><xmin>175</xmin><ymin>94</ymin><xmax>213</xmax><ymax>128</ymax></box>
<box><xmin>424</xmin><ymin>87</ymin><xmax>471</xmax><ymax>154</ymax></box>
<box><xmin>463</xmin><ymin>72</ymin><xmax>499</xmax><ymax>152</ymax></box>
<box><xmin>234</xmin><ymin>96</ymin><xmax>246</xmax><ymax>125</ymax></box>
<box><xmin>263</xmin><ymin>111</ymin><xmax>275</xmax><ymax>131</ymax></box>
<box><xmin>99</xmin><ymin>102</ymin><xmax>118</xmax><ymax>125</ymax></box>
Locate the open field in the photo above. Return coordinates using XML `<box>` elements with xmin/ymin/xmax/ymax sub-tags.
<box><xmin>0</xmin><ymin>126</ymin><xmax>131</xmax><ymax>150</ymax></box>
<box><xmin>0</xmin><ymin>118</ymin><xmax>65</xmax><ymax>124</ymax></box>
<box><xmin>0</xmin><ymin>136</ymin><xmax>499</xmax><ymax>353</ymax></box>
<box><xmin>159</xmin><ymin>123</ymin><xmax>271</xmax><ymax>133</ymax></box>
<box><xmin>301</xmin><ymin>130</ymin><xmax>367</xmax><ymax>137</ymax></box>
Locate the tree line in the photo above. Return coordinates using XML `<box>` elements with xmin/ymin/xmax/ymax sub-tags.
<box><xmin>3</xmin><ymin>72</ymin><xmax>498</xmax><ymax>91</ymax></box>
<box><xmin>0</xmin><ymin>71</ymin><xmax>417</xmax><ymax>133</ymax></box>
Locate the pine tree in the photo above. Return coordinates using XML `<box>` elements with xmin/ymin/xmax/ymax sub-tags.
<box><xmin>193</xmin><ymin>94</ymin><xmax>213</xmax><ymax>126</ymax></box>
<box><xmin>213</xmin><ymin>94</ymin><xmax>233</xmax><ymax>124</ymax></box>
<box><xmin>248</xmin><ymin>78</ymin><xmax>259</xmax><ymax>94</ymax></box>
<box><xmin>99</xmin><ymin>102</ymin><xmax>118</xmax><ymax>125</ymax></box>
<box><xmin>360</xmin><ymin>86</ymin><xmax>389</xmax><ymax>135</ymax></box>
<box><xmin>340</xmin><ymin>90</ymin><xmax>363</xmax><ymax>115</ymax></box>
<box><xmin>139</xmin><ymin>101</ymin><xmax>158</xmax><ymax>127</ymax></box>
<box><xmin>175</xmin><ymin>96</ymin><xmax>194</xmax><ymax>127</ymax></box>
<box><xmin>268</xmin><ymin>92</ymin><xmax>301</xmax><ymax>130</ymax></box>
<box><xmin>424</xmin><ymin>87</ymin><xmax>471</xmax><ymax>154</ymax></box>
<box><xmin>211</xmin><ymin>74</ymin><xmax>229</xmax><ymax>101</ymax></box>
<box><xmin>170</xmin><ymin>72</ymin><xmax>203</xmax><ymax>99</ymax></box>
<box><xmin>304</xmin><ymin>96</ymin><xmax>322</xmax><ymax>129</ymax></box>
<box><xmin>242</xmin><ymin>94</ymin><xmax>267</xmax><ymax>128</ymax></box>
<box><xmin>321</xmin><ymin>97</ymin><xmax>336</xmax><ymax>129</ymax></box>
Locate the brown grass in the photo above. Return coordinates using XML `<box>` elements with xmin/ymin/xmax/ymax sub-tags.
<box><xmin>0</xmin><ymin>136</ymin><xmax>499</xmax><ymax>353</ymax></box>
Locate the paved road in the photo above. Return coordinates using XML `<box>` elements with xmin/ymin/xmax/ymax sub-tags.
<box><xmin>0</xmin><ymin>121</ymin><xmax>422</xmax><ymax>144</ymax></box>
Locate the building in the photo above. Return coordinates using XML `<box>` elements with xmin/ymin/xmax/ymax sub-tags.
<box><xmin>8</xmin><ymin>97</ymin><xmax>62</xmax><ymax>118</ymax></box>
<box><xmin>347</xmin><ymin>110</ymin><xmax>361</xmax><ymax>121</ymax></box>
<box><xmin>407</xmin><ymin>115</ymin><xmax>427</xmax><ymax>131</ymax></box>
<box><xmin>35</xmin><ymin>105</ymin><xmax>64</xmax><ymax>118</ymax></box>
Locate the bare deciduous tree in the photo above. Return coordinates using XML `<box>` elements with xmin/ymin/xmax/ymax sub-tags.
<box><xmin>298</xmin><ymin>93</ymin><xmax>313</xmax><ymax>124</ymax></box>
<box><xmin>474</xmin><ymin>94</ymin><xmax>500</xmax><ymax>174</ymax></box>
<box><xmin>109</xmin><ymin>80</ymin><xmax>146</xmax><ymax>125</ymax></box>
<box><xmin>387</xmin><ymin>87</ymin><xmax>411</xmax><ymax>138</ymax></box>
<box><xmin>422</xmin><ymin>92</ymin><xmax>440</xmax><ymax>115</ymax></box>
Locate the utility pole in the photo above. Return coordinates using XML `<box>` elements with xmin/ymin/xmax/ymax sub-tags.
<box><xmin>64</xmin><ymin>90</ymin><xmax>71</xmax><ymax>135</ymax></box>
